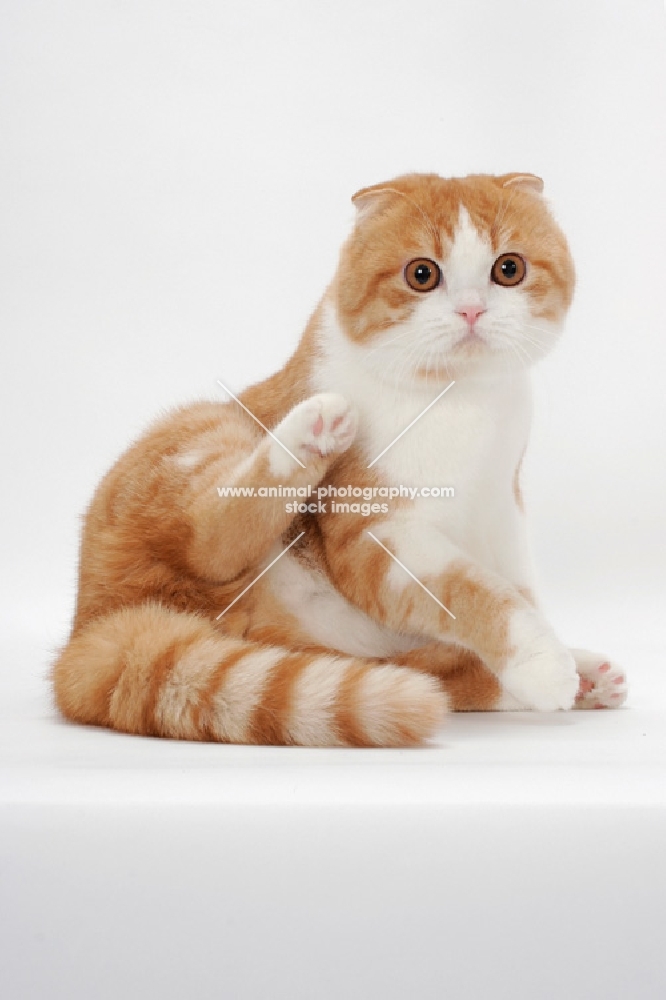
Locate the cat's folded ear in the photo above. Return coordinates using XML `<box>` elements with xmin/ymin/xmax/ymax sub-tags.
<box><xmin>351</xmin><ymin>183</ymin><xmax>399</xmax><ymax>222</ymax></box>
<box><xmin>496</xmin><ymin>173</ymin><xmax>544</xmax><ymax>194</ymax></box>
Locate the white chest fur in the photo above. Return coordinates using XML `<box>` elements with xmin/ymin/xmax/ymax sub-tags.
<box><xmin>271</xmin><ymin>303</ymin><xmax>535</xmax><ymax>657</ymax></box>
<box><xmin>311</xmin><ymin>302</ymin><xmax>532</xmax><ymax>569</ymax></box>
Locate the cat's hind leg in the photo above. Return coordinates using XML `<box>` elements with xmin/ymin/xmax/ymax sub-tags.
<box><xmin>391</xmin><ymin>643</ymin><xmax>510</xmax><ymax>710</ymax></box>
<box><xmin>571</xmin><ymin>648</ymin><xmax>628</xmax><ymax>709</ymax></box>
<box><xmin>183</xmin><ymin>393</ymin><xmax>357</xmax><ymax>581</ymax></box>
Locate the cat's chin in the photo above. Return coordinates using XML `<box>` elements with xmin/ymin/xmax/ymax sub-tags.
<box><xmin>410</xmin><ymin>351</ymin><xmax>534</xmax><ymax>383</ymax></box>
<box><xmin>371</xmin><ymin>355</ymin><xmax>529</xmax><ymax>389</ymax></box>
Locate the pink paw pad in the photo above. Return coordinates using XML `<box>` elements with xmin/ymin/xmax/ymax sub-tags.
<box><xmin>312</xmin><ymin>415</ymin><xmax>324</xmax><ymax>437</ymax></box>
<box><xmin>574</xmin><ymin>654</ymin><xmax>627</xmax><ymax>711</ymax></box>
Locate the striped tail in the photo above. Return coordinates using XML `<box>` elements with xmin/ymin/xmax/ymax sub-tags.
<box><xmin>52</xmin><ymin>603</ymin><xmax>448</xmax><ymax>747</ymax></box>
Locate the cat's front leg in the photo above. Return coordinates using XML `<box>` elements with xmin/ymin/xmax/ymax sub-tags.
<box><xmin>322</xmin><ymin>515</ymin><xmax>579</xmax><ymax>711</ymax></box>
<box><xmin>497</xmin><ymin>609</ymin><xmax>580</xmax><ymax>710</ymax></box>
<box><xmin>486</xmin><ymin>520</ymin><xmax>628</xmax><ymax>709</ymax></box>
<box><xmin>497</xmin><ymin>649</ymin><xmax>628</xmax><ymax>711</ymax></box>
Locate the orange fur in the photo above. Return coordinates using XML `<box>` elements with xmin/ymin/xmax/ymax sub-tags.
<box><xmin>338</xmin><ymin>173</ymin><xmax>574</xmax><ymax>341</ymax></box>
<box><xmin>53</xmin><ymin>171</ymin><xmax>579</xmax><ymax>746</ymax></box>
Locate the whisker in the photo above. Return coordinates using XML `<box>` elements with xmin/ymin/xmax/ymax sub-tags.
<box><xmin>365</xmin><ymin>325</ymin><xmax>416</xmax><ymax>358</ymax></box>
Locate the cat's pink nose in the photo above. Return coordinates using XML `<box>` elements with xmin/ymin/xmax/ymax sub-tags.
<box><xmin>457</xmin><ymin>305</ymin><xmax>486</xmax><ymax>327</ymax></box>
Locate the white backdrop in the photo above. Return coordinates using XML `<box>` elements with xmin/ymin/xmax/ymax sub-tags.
<box><xmin>1</xmin><ymin>0</ymin><xmax>665</xmax><ymax>650</ymax></box>
<box><xmin>2</xmin><ymin>7</ymin><xmax>666</xmax><ymax>999</ymax></box>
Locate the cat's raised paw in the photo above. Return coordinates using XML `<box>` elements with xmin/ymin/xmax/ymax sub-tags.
<box><xmin>571</xmin><ymin>648</ymin><xmax>627</xmax><ymax>710</ymax></box>
<box><xmin>272</xmin><ymin>393</ymin><xmax>358</xmax><ymax>472</ymax></box>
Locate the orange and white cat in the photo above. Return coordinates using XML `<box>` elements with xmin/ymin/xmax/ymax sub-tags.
<box><xmin>53</xmin><ymin>171</ymin><xmax>627</xmax><ymax>747</ymax></box>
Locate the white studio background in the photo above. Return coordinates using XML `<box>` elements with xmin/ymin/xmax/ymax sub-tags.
<box><xmin>1</xmin><ymin>0</ymin><xmax>664</xmax><ymax>654</ymax></box>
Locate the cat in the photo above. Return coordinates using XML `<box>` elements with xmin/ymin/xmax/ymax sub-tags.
<box><xmin>53</xmin><ymin>171</ymin><xmax>627</xmax><ymax>747</ymax></box>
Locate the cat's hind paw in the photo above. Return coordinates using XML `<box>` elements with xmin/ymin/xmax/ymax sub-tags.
<box><xmin>572</xmin><ymin>649</ymin><xmax>627</xmax><ymax>710</ymax></box>
<box><xmin>300</xmin><ymin>393</ymin><xmax>358</xmax><ymax>458</ymax></box>
<box><xmin>271</xmin><ymin>393</ymin><xmax>358</xmax><ymax>473</ymax></box>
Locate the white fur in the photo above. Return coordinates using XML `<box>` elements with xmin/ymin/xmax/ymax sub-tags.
<box><xmin>268</xmin><ymin>392</ymin><xmax>357</xmax><ymax>477</ymax></box>
<box><xmin>571</xmin><ymin>648</ymin><xmax>628</xmax><ymax>709</ymax></box>
<box><xmin>286</xmin><ymin>655</ymin><xmax>349</xmax><ymax>746</ymax></box>
<box><xmin>355</xmin><ymin>665</ymin><xmax>446</xmax><ymax>745</ymax></box>
<box><xmin>269</xmin><ymin>551</ymin><xmax>420</xmax><ymax>658</ymax></box>
<box><xmin>312</xmin><ymin>300</ymin><xmax>534</xmax><ymax>587</ymax></box>
<box><xmin>501</xmin><ymin>608</ymin><xmax>579</xmax><ymax>711</ymax></box>
<box><xmin>294</xmin><ymin>292</ymin><xmax>540</xmax><ymax>659</ymax></box>
<box><xmin>373</xmin><ymin>514</ymin><xmax>459</xmax><ymax>589</ymax></box>
<box><xmin>154</xmin><ymin>637</ymin><xmax>226</xmax><ymax>735</ymax></box>
<box><xmin>494</xmin><ymin>689</ymin><xmax>529</xmax><ymax>711</ymax></box>
<box><xmin>173</xmin><ymin>449</ymin><xmax>207</xmax><ymax>470</ymax></box>
<box><xmin>211</xmin><ymin>647</ymin><xmax>283</xmax><ymax>742</ymax></box>
<box><xmin>446</xmin><ymin>205</ymin><xmax>494</xmax><ymax>306</ymax></box>
<box><xmin>274</xmin><ymin>206</ymin><xmax>577</xmax><ymax>715</ymax></box>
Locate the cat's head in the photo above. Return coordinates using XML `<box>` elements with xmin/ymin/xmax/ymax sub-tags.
<box><xmin>333</xmin><ymin>172</ymin><xmax>575</xmax><ymax>382</ymax></box>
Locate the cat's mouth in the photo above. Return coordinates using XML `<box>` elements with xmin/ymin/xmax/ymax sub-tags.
<box><xmin>455</xmin><ymin>329</ymin><xmax>487</xmax><ymax>349</ymax></box>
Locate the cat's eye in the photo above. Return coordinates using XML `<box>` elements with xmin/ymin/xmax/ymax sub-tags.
<box><xmin>404</xmin><ymin>258</ymin><xmax>441</xmax><ymax>292</ymax></box>
<box><xmin>491</xmin><ymin>253</ymin><xmax>526</xmax><ymax>287</ymax></box>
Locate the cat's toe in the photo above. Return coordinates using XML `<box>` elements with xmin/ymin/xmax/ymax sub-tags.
<box><xmin>571</xmin><ymin>649</ymin><xmax>627</xmax><ymax>709</ymax></box>
<box><xmin>300</xmin><ymin>393</ymin><xmax>358</xmax><ymax>458</ymax></box>
<box><xmin>270</xmin><ymin>393</ymin><xmax>357</xmax><ymax>472</ymax></box>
